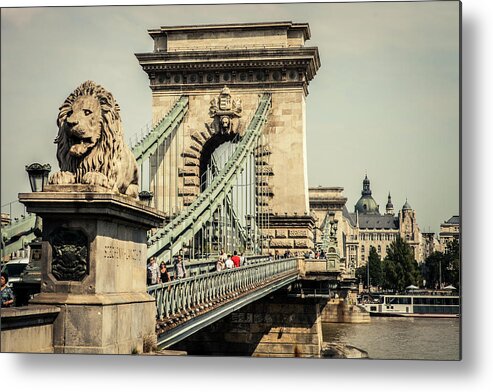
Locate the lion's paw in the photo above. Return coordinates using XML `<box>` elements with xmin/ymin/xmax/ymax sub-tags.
<box><xmin>125</xmin><ymin>184</ymin><xmax>139</xmax><ymax>199</ymax></box>
<box><xmin>49</xmin><ymin>171</ymin><xmax>76</xmax><ymax>185</ymax></box>
<box><xmin>82</xmin><ymin>172</ymin><xmax>109</xmax><ymax>188</ymax></box>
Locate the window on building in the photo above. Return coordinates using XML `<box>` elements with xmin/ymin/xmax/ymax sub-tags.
<box><xmin>361</xmin><ymin>254</ymin><xmax>365</xmax><ymax>262</ymax></box>
<box><xmin>361</xmin><ymin>245</ymin><xmax>365</xmax><ymax>253</ymax></box>
<box><xmin>378</xmin><ymin>245</ymin><xmax>381</xmax><ymax>253</ymax></box>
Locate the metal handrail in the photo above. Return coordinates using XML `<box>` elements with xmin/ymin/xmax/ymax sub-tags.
<box><xmin>1</xmin><ymin>213</ymin><xmax>35</xmax><ymax>241</ymax></box>
<box><xmin>148</xmin><ymin>257</ymin><xmax>298</xmax><ymax>320</ymax></box>
<box><xmin>165</xmin><ymin>254</ymin><xmax>271</xmax><ymax>279</ymax></box>
<box><xmin>132</xmin><ymin>95</ymin><xmax>189</xmax><ymax>165</ymax></box>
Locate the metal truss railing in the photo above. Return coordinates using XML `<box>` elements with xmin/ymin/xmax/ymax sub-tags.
<box><xmin>147</xmin><ymin>93</ymin><xmax>272</xmax><ymax>261</ymax></box>
<box><xmin>132</xmin><ymin>95</ymin><xmax>189</xmax><ymax>165</ymax></box>
<box><xmin>148</xmin><ymin>257</ymin><xmax>298</xmax><ymax>321</ymax></box>
<box><xmin>1</xmin><ymin>213</ymin><xmax>35</xmax><ymax>243</ymax></box>
<box><xmin>1</xmin><ymin>201</ymin><xmax>36</xmax><ymax>258</ymax></box>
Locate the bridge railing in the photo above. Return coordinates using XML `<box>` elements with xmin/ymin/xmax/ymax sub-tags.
<box><xmin>148</xmin><ymin>257</ymin><xmax>298</xmax><ymax>321</ymax></box>
<box><xmin>132</xmin><ymin>95</ymin><xmax>189</xmax><ymax>165</ymax></box>
<box><xmin>177</xmin><ymin>254</ymin><xmax>271</xmax><ymax>278</ymax></box>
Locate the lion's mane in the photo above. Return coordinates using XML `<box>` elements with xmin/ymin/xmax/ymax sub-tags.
<box><xmin>53</xmin><ymin>81</ymin><xmax>139</xmax><ymax>197</ymax></box>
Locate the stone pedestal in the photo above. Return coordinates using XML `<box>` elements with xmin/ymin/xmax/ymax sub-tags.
<box><xmin>19</xmin><ymin>185</ymin><xmax>165</xmax><ymax>354</ymax></box>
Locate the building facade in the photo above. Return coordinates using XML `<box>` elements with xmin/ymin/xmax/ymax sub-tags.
<box><xmin>310</xmin><ymin>175</ymin><xmax>427</xmax><ymax>271</ymax></box>
<box><xmin>438</xmin><ymin>215</ymin><xmax>460</xmax><ymax>252</ymax></box>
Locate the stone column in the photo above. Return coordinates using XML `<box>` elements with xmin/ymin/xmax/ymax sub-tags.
<box><xmin>19</xmin><ymin>185</ymin><xmax>165</xmax><ymax>354</ymax></box>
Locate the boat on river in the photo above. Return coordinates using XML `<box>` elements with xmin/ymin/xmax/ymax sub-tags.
<box><xmin>359</xmin><ymin>291</ymin><xmax>460</xmax><ymax>318</ymax></box>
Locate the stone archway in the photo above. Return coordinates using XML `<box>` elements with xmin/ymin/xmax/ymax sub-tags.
<box><xmin>199</xmin><ymin>133</ymin><xmax>238</xmax><ymax>191</ymax></box>
<box><xmin>179</xmin><ymin>86</ymin><xmax>243</xmax><ymax>205</ymax></box>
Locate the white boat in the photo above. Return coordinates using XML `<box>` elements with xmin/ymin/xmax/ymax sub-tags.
<box><xmin>360</xmin><ymin>292</ymin><xmax>460</xmax><ymax>318</ymax></box>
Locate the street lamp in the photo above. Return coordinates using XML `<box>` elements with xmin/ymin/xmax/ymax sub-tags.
<box><xmin>25</xmin><ymin>163</ymin><xmax>51</xmax><ymax>192</ymax></box>
<box><xmin>138</xmin><ymin>191</ymin><xmax>154</xmax><ymax>207</ymax></box>
<box><xmin>13</xmin><ymin>163</ymin><xmax>51</xmax><ymax>305</ymax></box>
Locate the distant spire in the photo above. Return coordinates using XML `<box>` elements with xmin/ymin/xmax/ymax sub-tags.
<box><xmin>386</xmin><ymin>192</ymin><xmax>394</xmax><ymax>215</ymax></box>
<box><xmin>362</xmin><ymin>174</ymin><xmax>371</xmax><ymax>196</ymax></box>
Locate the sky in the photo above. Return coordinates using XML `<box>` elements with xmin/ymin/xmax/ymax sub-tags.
<box><xmin>0</xmin><ymin>0</ymin><xmax>460</xmax><ymax>234</ymax></box>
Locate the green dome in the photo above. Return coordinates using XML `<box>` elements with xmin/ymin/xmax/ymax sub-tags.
<box><xmin>355</xmin><ymin>174</ymin><xmax>380</xmax><ymax>214</ymax></box>
<box><xmin>355</xmin><ymin>195</ymin><xmax>380</xmax><ymax>214</ymax></box>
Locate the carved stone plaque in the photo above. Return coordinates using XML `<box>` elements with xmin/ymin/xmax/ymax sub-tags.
<box><xmin>49</xmin><ymin>228</ymin><xmax>89</xmax><ymax>281</ymax></box>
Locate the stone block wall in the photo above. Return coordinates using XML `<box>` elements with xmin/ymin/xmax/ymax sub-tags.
<box><xmin>263</xmin><ymin>214</ymin><xmax>315</xmax><ymax>255</ymax></box>
<box><xmin>0</xmin><ymin>305</ymin><xmax>60</xmax><ymax>353</ymax></box>
<box><xmin>171</xmin><ymin>295</ymin><xmax>323</xmax><ymax>358</ymax></box>
<box><xmin>320</xmin><ymin>299</ymin><xmax>370</xmax><ymax>324</ymax></box>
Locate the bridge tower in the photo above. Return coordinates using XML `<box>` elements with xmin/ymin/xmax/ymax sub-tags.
<box><xmin>136</xmin><ymin>22</ymin><xmax>320</xmax><ymax>255</ymax></box>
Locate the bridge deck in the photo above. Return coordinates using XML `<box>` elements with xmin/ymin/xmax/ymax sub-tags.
<box><xmin>148</xmin><ymin>257</ymin><xmax>298</xmax><ymax>349</ymax></box>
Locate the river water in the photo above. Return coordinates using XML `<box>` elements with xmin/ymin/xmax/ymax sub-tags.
<box><xmin>322</xmin><ymin>317</ymin><xmax>461</xmax><ymax>360</ymax></box>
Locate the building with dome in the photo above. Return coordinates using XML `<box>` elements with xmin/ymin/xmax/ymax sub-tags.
<box><xmin>309</xmin><ymin>175</ymin><xmax>428</xmax><ymax>271</ymax></box>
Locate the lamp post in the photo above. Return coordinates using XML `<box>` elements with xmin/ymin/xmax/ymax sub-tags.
<box><xmin>439</xmin><ymin>257</ymin><xmax>442</xmax><ymax>289</ymax></box>
<box><xmin>25</xmin><ymin>163</ymin><xmax>51</xmax><ymax>192</ymax></box>
<box><xmin>138</xmin><ymin>191</ymin><xmax>154</xmax><ymax>207</ymax></box>
<box><xmin>14</xmin><ymin>163</ymin><xmax>51</xmax><ymax>305</ymax></box>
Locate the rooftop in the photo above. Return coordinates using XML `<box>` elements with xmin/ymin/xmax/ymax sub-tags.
<box><xmin>149</xmin><ymin>21</ymin><xmax>311</xmax><ymax>39</ymax></box>
<box><xmin>443</xmin><ymin>215</ymin><xmax>460</xmax><ymax>225</ymax></box>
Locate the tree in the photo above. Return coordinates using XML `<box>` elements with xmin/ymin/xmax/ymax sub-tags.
<box><xmin>355</xmin><ymin>247</ymin><xmax>382</xmax><ymax>289</ymax></box>
<box><xmin>355</xmin><ymin>265</ymin><xmax>366</xmax><ymax>285</ymax></box>
<box><xmin>444</xmin><ymin>239</ymin><xmax>460</xmax><ymax>289</ymax></box>
<box><xmin>368</xmin><ymin>246</ymin><xmax>383</xmax><ymax>288</ymax></box>
<box><xmin>422</xmin><ymin>251</ymin><xmax>445</xmax><ymax>289</ymax></box>
<box><xmin>423</xmin><ymin>239</ymin><xmax>460</xmax><ymax>289</ymax></box>
<box><xmin>382</xmin><ymin>236</ymin><xmax>421</xmax><ymax>292</ymax></box>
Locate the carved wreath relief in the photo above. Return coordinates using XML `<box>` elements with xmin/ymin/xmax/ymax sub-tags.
<box><xmin>49</xmin><ymin>228</ymin><xmax>89</xmax><ymax>281</ymax></box>
<box><xmin>207</xmin><ymin>86</ymin><xmax>242</xmax><ymax>135</ymax></box>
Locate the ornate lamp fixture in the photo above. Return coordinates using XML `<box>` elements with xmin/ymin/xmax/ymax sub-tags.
<box><xmin>138</xmin><ymin>191</ymin><xmax>154</xmax><ymax>207</ymax></box>
<box><xmin>13</xmin><ymin>164</ymin><xmax>51</xmax><ymax>305</ymax></box>
<box><xmin>25</xmin><ymin>163</ymin><xmax>51</xmax><ymax>192</ymax></box>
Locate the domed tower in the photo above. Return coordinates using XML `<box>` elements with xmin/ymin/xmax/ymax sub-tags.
<box><xmin>402</xmin><ymin>199</ymin><xmax>412</xmax><ymax>211</ymax></box>
<box><xmin>385</xmin><ymin>192</ymin><xmax>394</xmax><ymax>215</ymax></box>
<box><xmin>354</xmin><ymin>174</ymin><xmax>380</xmax><ymax>215</ymax></box>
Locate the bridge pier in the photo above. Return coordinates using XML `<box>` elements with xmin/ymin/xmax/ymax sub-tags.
<box><xmin>320</xmin><ymin>299</ymin><xmax>371</xmax><ymax>324</ymax></box>
<box><xmin>170</xmin><ymin>293</ymin><xmax>323</xmax><ymax>358</ymax></box>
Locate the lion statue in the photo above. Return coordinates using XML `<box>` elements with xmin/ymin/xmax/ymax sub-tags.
<box><xmin>49</xmin><ymin>81</ymin><xmax>139</xmax><ymax>198</ymax></box>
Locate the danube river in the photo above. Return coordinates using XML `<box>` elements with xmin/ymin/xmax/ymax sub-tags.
<box><xmin>322</xmin><ymin>317</ymin><xmax>461</xmax><ymax>360</ymax></box>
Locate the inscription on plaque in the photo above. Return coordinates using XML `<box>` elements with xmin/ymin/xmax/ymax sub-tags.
<box><xmin>103</xmin><ymin>245</ymin><xmax>142</xmax><ymax>264</ymax></box>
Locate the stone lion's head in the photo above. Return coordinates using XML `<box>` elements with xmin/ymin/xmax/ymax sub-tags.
<box><xmin>50</xmin><ymin>81</ymin><xmax>139</xmax><ymax>198</ymax></box>
<box><xmin>55</xmin><ymin>81</ymin><xmax>122</xmax><ymax>172</ymax></box>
